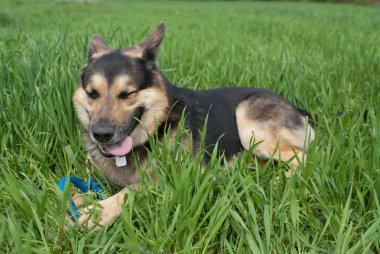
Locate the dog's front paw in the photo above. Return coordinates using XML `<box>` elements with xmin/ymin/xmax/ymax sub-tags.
<box><xmin>74</xmin><ymin>194</ymin><xmax>123</xmax><ymax>231</ymax></box>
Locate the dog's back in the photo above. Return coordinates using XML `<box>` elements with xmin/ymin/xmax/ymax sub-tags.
<box><xmin>167</xmin><ymin>86</ymin><xmax>313</xmax><ymax>162</ymax></box>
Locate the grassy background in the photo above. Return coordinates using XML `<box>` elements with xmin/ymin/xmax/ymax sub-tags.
<box><xmin>1</xmin><ymin>0</ymin><xmax>380</xmax><ymax>253</ymax></box>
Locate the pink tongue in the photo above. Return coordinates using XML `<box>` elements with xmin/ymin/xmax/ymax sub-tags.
<box><xmin>104</xmin><ymin>136</ymin><xmax>133</xmax><ymax>156</ymax></box>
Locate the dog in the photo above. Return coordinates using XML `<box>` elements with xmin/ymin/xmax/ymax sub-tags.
<box><xmin>72</xmin><ymin>22</ymin><xmax>315</xmax><ymax>230</ymax></box>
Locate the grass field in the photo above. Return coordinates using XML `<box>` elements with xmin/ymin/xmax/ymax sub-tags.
<box><xmin>1</xmin><ymin>0</ymin><xmax>380</xmax><ymax>253</ymax></box>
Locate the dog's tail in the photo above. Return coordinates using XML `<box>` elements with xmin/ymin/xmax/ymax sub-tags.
<box><xmin>297</xmin><ymin>108</ymin><xmax>369</xmax><ymax>126</ymax></box>
<box><xmin>297</xmin><ymin>108</ymin><xmax>318</xmax><ymax>127</ymax></box>
<box><xmin>334</xmin><ymin>110</ymin><xmax>369</xmax><ymax>122</ymax></box>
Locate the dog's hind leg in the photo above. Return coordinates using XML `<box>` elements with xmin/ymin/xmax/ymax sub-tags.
<box><xmin>235</xmin><ymin>92</ymin><xmax>315</xmax><ymax>176</ymax></box>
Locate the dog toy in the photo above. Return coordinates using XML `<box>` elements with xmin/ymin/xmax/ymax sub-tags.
<box><xmin>58</xmin><ymin>176</ymin><xmax>104</xmax><ymax>220</ymax></box>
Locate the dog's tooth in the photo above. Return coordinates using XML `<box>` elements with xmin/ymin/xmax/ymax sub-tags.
<box><xmin>115</xmin><ymin>156</ymin><xmax>127</xmax><ymax>167</ymax></box>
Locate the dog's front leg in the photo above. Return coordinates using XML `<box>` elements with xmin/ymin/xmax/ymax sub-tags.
<box><xmin>74</xmin><ymin>183</ymin><xmax>139</xmax><ymax>231</ymax></box>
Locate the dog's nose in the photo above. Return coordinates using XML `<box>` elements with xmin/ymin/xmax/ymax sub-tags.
<box><xmin>92</xmin><ymin>123</ymin><xmax>115</xmax><ymax>143</ymax></box>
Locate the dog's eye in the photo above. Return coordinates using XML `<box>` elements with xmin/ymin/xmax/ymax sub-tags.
<box><xmin>118</xmin><ymin>91</ymin><xmax>136</xmax><ymax>100</ymax></box>
<box><xmin>87</xmin><ymin>90</ymin><xmax>99</xmax><ymax>99</ymax></box>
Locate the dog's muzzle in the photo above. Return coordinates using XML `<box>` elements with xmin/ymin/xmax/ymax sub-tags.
<box><xmin>91</xmin><ymin>106</ymin><xmax>145</xmax><ymax>158</ymax></box>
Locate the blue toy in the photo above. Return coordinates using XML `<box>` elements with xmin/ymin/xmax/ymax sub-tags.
<box><xmin>58</xmin><ymin>176</ymin><xmax>104</xmax><ymax>220</ymax></box>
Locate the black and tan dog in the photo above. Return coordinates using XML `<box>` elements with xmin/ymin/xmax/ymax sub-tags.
<box><xmin>72</xmin><ymin>23</ymin><xmax>315</xmax><ymax>229</ymax></box>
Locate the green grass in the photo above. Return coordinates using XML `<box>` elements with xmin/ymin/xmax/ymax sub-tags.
<box><xmin>1</xmin><ymin>0</ymin><xmax>380</xmax><ymax>253</ymax></box>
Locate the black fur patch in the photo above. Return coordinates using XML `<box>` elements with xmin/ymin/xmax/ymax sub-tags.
<box><xmin>82</xmin><ymin>51</ymin><xmax>152</xmax><ymax>90</ymax></box>
<box><xmin>124</xmin><ymin>106</ymin><xmax>146</xmax><ymax>136</ymax></box>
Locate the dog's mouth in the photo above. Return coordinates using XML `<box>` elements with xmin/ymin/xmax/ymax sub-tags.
<box><xmin>98</xmin><ymin>136</ymin><xmax>133</xmax><ymax>158</ymax></box>
<box><xmin>95</xmin><ymin>106</ymin><xmax>145</xmax><ymax>158</ymax></box>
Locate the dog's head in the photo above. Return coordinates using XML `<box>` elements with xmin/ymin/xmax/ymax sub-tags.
<box><xmin>73</xmin><ymin>23</ymin><xmax>169</xmax><ymax>158</ymax></box>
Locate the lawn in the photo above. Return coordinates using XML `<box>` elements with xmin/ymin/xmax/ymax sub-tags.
<box><xmin>0</xmin><ymin>0</ymin><xmax>379</xmax><ymax>253</ymax></box>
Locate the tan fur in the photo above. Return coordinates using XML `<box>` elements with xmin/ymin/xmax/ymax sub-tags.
<box><xmin>122</xmin><ymin>46</ymin><xmax>144</xmax><ymax>58</ymax></box>
<box><xmin>73</xmin><ymin>87</ymin><xmax>90</xmax><ymax>127</ymax></box>
<box><xmin>167</xmin><ymin>127</ymin><xmax>193</xmax><ymax>161</ymax></box>
<box><xmin>127</xmin><ymin>75</ymin><xmax>169</xmax><ymax>146</ymax></box>
<box><xmin>112</xmin><ymin>75</ymin><xmax>136</xmax><ymax>95</ymax></box>
<box><xmin>73</xmin><ymin>74</ymin><xmax>109</xmax><ymax>127</ymax></box>
<box><xmin>73</xmin><ymin>182</ymin><xmax>141</xmax><ymax>230</ymax></box>
<box><xmin>72</xmin><ymin>191</ymin><xmax>85</xmax><ymax>207</ymax></box>
<box><xmin>236</xmin><ymin>100</ymin><xmax>314</xmax><ymax>172</ymax></box>
<box><xmin>92</xmin><ymin>51</ymin><xmax>110</xmax><ymax>58</ymax></box>
<box><xmin>87</xmin><ymin>73</ymin><xmax>108</xmax><ymax>95</ymax></box>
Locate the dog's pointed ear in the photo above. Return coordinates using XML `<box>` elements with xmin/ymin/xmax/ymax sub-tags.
<box><xmin>88</xmin><ymin>35</ymin><xmax>110</xmax><ymax>60</ymax></box>
<box><xmin>140</xmin><ymin>22</ymin><xmax>165</xmax><ymax>68</ymax></box>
